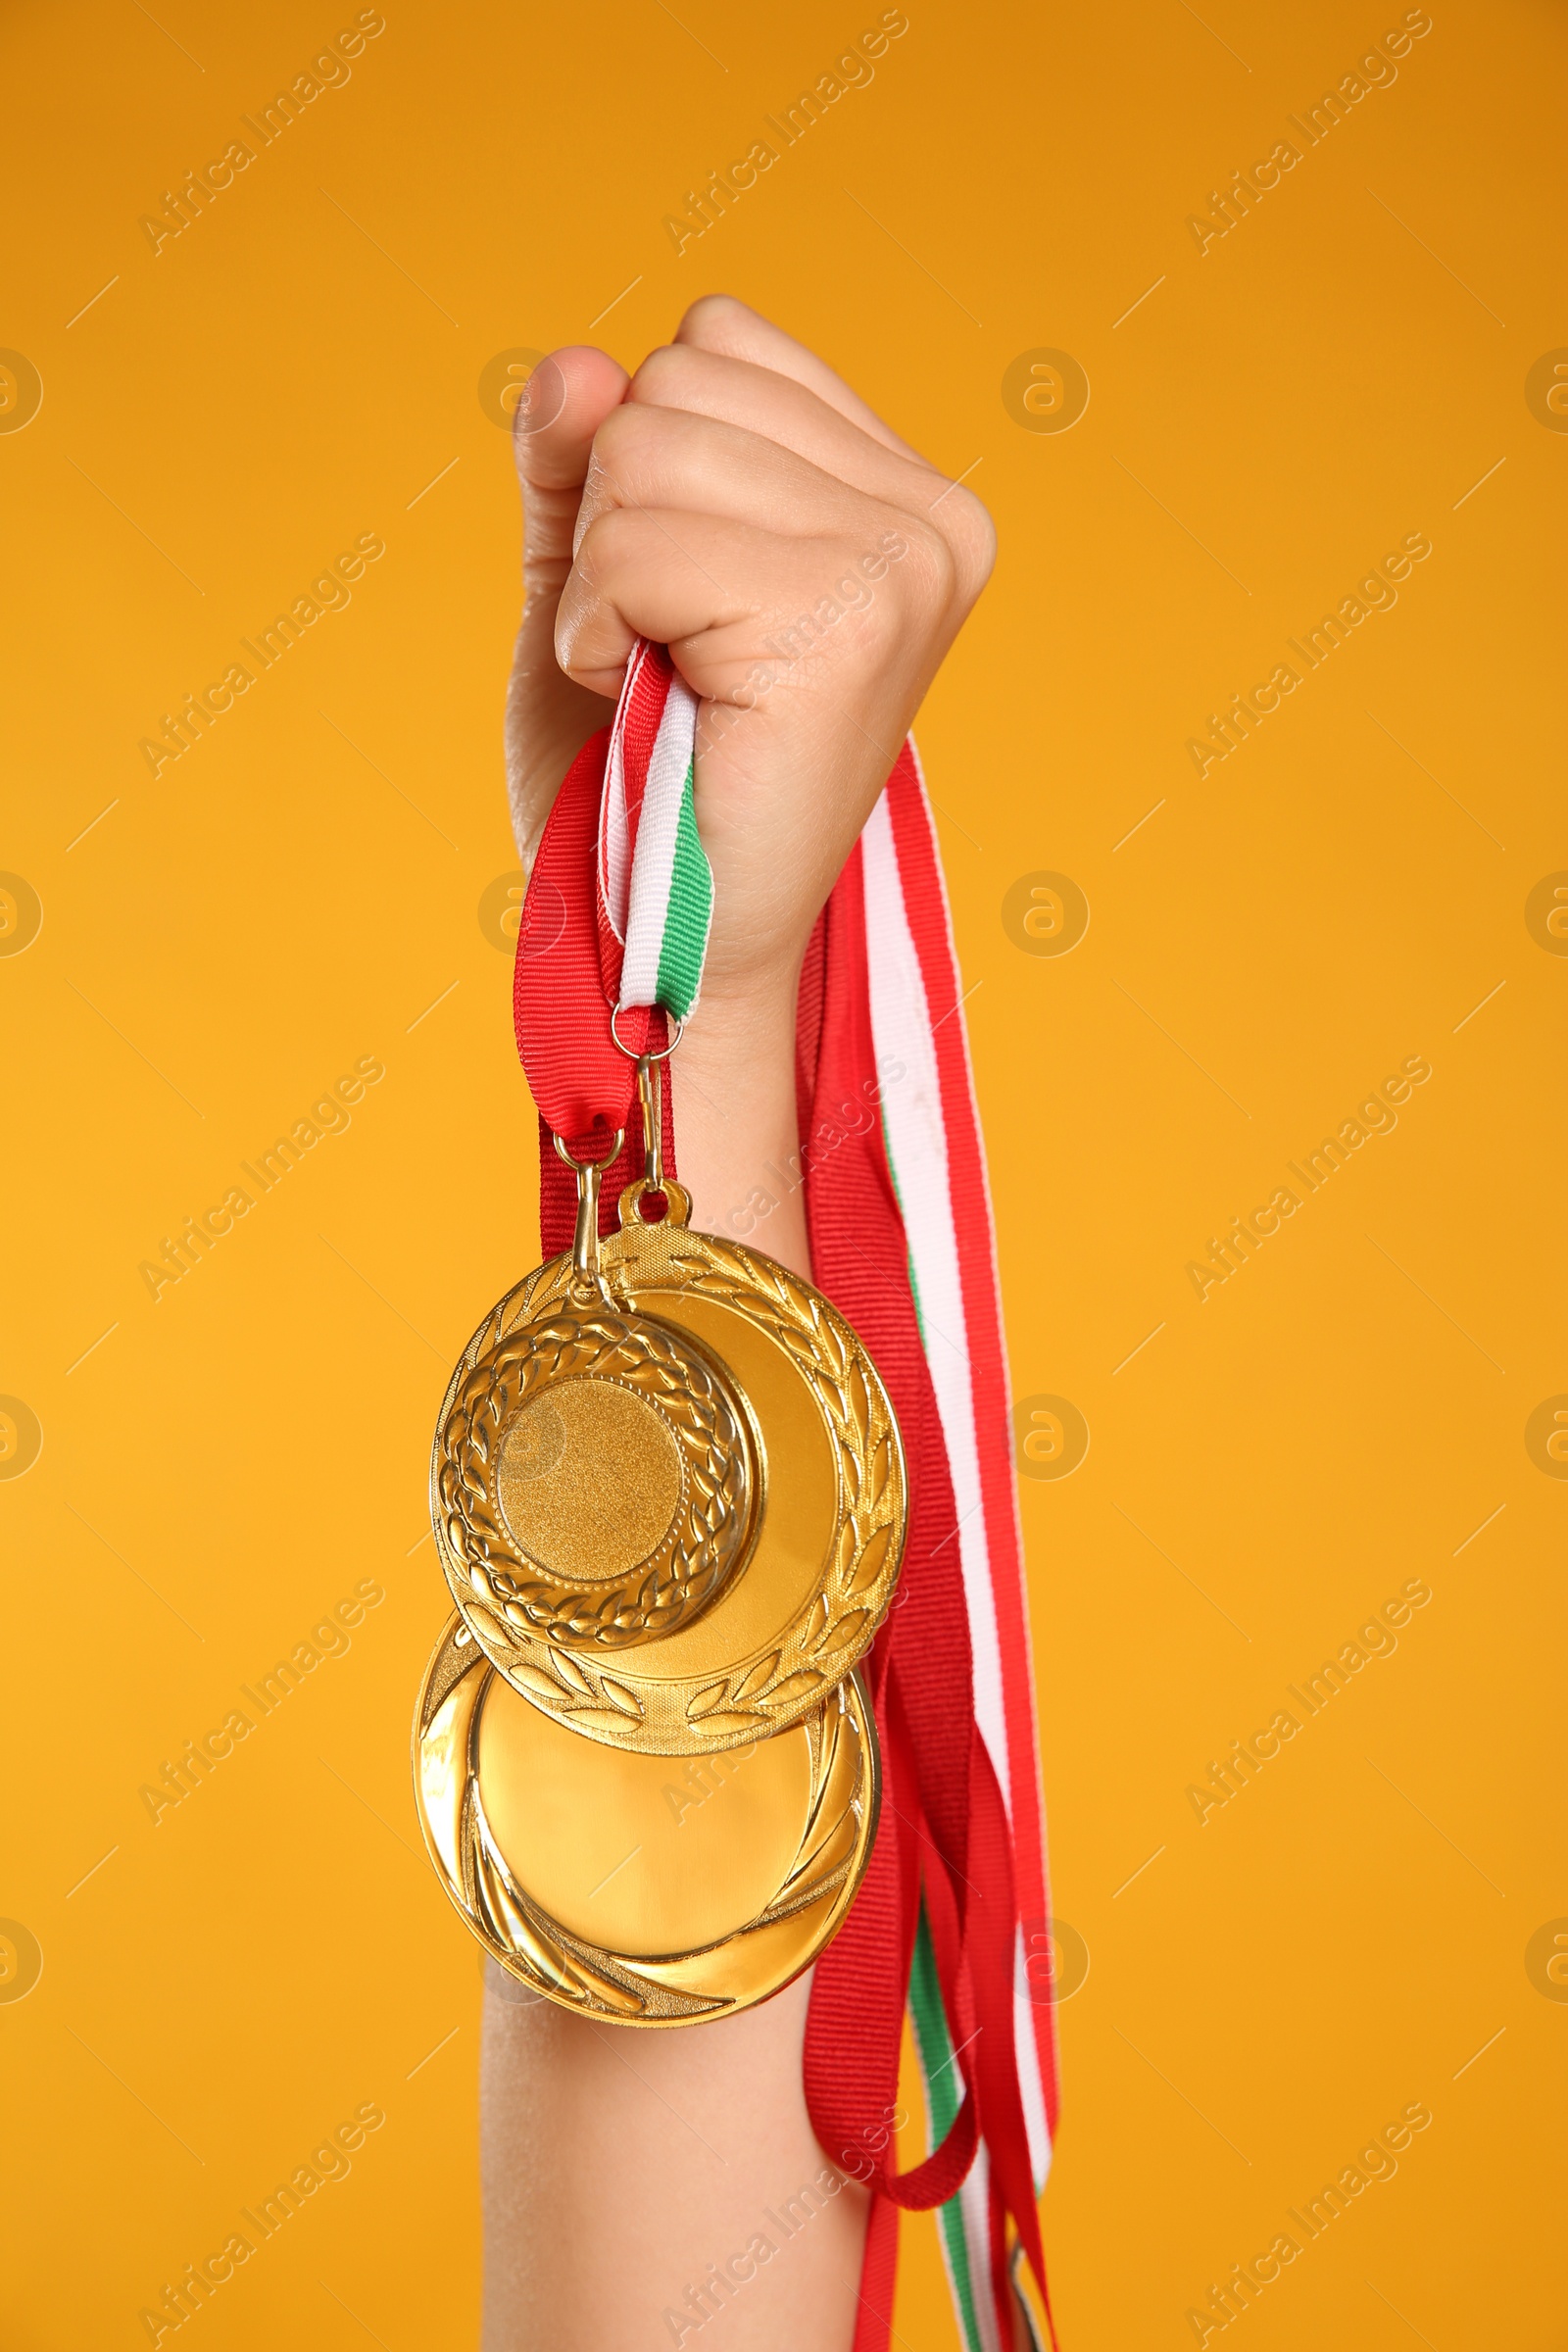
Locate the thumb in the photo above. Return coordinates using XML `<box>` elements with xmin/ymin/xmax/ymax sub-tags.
<box><xmin>505</xmin><ymin>344</ymin><xmax>630</xmax><ymax>866</ymax></box>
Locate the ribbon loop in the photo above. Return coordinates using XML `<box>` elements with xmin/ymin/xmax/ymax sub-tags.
<box><xmin>516</xmin><ymin>645</ymin><xmax>707</xmax><ymax>1152</ymax></box>
<box><xmin>600</xmin><ymin>641</ymin><xmax>711</xmax><ymax>1021</ymax></box>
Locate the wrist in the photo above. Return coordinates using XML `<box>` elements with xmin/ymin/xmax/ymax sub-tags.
<box><xmin>668</xmin><ymin>960</ymin><xmax>809</xmax><ymax>1278</ymax></box>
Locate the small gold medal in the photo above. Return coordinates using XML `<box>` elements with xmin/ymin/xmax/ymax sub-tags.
<box><xmin>436</xmin><ymin>1271</ymin><xmax>762</xmax><ymax>1651</ymax></box>
<box><xmin>431</xmin><ymin>1143</ymin><xmax>906</xmax><ymax>1757</ymax></box>
<box><xmin>413</xmin><ymin>1614</ymin><xmax>879</xmax><ymax>2025</ymax></box>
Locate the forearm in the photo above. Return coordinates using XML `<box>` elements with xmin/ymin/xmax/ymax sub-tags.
<box><xmin>480</xmin><ymin>1970</ymin><xmax>868</xmax><ymax>2349</ymax></box>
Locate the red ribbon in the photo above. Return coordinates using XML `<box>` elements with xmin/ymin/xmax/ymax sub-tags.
<box><xmin>793</xmin><ymin>837</ymin><xmax>1045</xmax><ymax>2347</ymax></box>
<box><xmin>518</xmin><ymin>727</ymin><xmax>674</xmax><ymax>1226</ymax></box>
<box><xmin>516</xmin><ymin>728</ymin><xmax>1048</xmax><ymax>2351</ymax></box>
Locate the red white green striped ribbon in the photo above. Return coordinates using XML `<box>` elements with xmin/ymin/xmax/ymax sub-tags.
<box><xmin>596</xmin><ymin>645</ymin><xmax>1057</xmax><ymax>2350</ymax></box>
<box><xmin>862</xmin><ymin>756</ymin><xmax>1056</xmax><ymax>2349</ymax></box>
<box><xmin>599</xmin><ymin>640</ymin><xmax>712</xmax><ymax>1021</ymax></box>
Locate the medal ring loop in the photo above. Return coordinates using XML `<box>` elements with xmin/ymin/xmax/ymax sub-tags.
<box><xmin>610</xmin><ymin>1004</ymin><xmax>685</xmax><ymax>1063</ymax></box>
<box><xmin>551</xmin><ymin>1127</ymin><xmax>625</xmax><ymax>1177</ymax></box>
<box><xmin>551</xmin><ymin>1126</ymin><xmax>624</xmax><ymax>1299</ymax></box>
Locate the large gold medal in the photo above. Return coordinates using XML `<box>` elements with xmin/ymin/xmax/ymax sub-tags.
<box><xmin>413</xmin><ymin>1614</ymin><xmax>879</xmax><ymax>2025</ymax></box>
<box><xmin>431</xmin><ymin>1161</ymin><xmax>906</xmax><ymax>1757</ymax></box>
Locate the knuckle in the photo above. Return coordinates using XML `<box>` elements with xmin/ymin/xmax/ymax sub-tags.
<box><xmin>590</xmin><ymin>402</ymin><xmax>644</xmax><ymax>463</ymax></box>
<box><xmin>676</xmin><ymin>291</ymin><xmax>748</xmax><ymax>346</ymax></box>
<box><xmin>942</xmin><ymin>484</ymin><xmax>998</xmax><ymax>599</ymax></box>
<box><xmin>627</xmin><ymin>344</ymin><xmax>691</xmax><ymax>404</ymax></box>
<box><xmin>572</xmin><ymin>506</ymin><xmax>638</xmax><ymax>580</ymax></box>
<box><xmin>896</xmin><ymin>515</ymin><xmax>959</xmax><ymax>614</ymax></box>
<box><xmin>591</xmin><ymin>397</ymin><xmax>694</xmax><ymax>482</ymax></box>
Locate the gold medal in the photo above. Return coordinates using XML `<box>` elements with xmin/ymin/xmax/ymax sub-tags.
<box><xmin>436</xmin><ymin>1244</ymin><xmax>762</xmax><ymax>1651</ymax></box>
<box><xmin>431</xmin><ymin>1076</ymin><xmax>906</xmax><ymax>1754</ymax></box>
<box><xmin>413</xmin><ymin>1614</ymin><xmax>879</xmax><ymax>2025</ymax></box>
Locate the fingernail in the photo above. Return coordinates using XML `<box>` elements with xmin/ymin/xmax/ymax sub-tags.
<box><xmin>515</xmin><ymin>357</ymin><xmax>564</xmax><ymax>438</ymax></box>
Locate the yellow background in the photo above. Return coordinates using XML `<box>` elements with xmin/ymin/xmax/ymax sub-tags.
<box><xmin>3</xmin><ymin>0</ymin><xmax>1563</xmax><ymax>2343</ymax></box>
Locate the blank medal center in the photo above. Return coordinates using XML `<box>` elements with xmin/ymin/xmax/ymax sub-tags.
<box><xmin>497</xmin><ymin>1379</ymin><xmax>683</xmax><ymax>1584</ymax></box>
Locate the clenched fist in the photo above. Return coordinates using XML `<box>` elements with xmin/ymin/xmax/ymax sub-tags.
<box><xmin>504</xmin><ymin>294</ymin><xmax>994</xmax><ymax>1009</ymax></box>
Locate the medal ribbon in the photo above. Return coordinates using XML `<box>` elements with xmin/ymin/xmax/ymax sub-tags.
<box><xmin>514</xmin><ymin>649</ymin><xmax>1060</xmax><ymax>2352</ymax></box>
<box><xmin>514</xmin><ymin>642</ymin><xmax>709</xmax><ymax>1157</ymax></box>
<box><xmin>599</xmin><ymin>640</ymin><xmax>712</xmax><ymax>1021</ymax></box>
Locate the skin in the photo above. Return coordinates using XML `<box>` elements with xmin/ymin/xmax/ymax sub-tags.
<box><xmin>485</xmin><ymin>295</ymin><xmax>996</xmax><ymax>2350</ymax></box>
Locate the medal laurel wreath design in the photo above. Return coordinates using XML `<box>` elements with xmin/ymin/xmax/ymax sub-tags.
<box><xmin>432</xmin><ymin>1222</ymin><xmax>906</xmax><ymax>1756</ymax></box>
<box><xmin>438</xmin><ymin>1304</ymin><xmax>759</xmax><ymax>1650</ymax></box>
<box><xmin>664</xmin><ymin>1240</ymin><xmax>903</xmax><ymax>1732</ymax></box>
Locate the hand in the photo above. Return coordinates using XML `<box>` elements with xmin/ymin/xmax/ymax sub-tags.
<box><xmin>504</xmin><ymin>295</ymin><xmax>995</xmax><ymax>1011</ymax></box>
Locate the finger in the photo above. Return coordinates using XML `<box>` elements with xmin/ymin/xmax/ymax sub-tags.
<box><xmin>673</xmin><ymin>294</ymin><xmax>924</xmax><ymax>463</ymax></box>
<box><xmin>627</xmin><ymin>342</ymin><xmax>945</xmax><ymax>520</ymax></box>
<box><xmin>557</xmin><ymin>508</ymin><xmax>894</xmax><ymax>704</ymax></box>
<box><xmin>572</xmin><ymin>401</ymin><xmax>919</xmax><ymax>575</ymax></box>
<box><xmin>514</xmin><ymin>343</ymin><xmax>629</xmax><ymax>578</ymax></box>
<box><xmin>505</xmin><ymin>343</ymin><xmax>631</xmax><ymax>866</ymax></box>
<box><xmin>641</xmin><ymin>323</ymin><xmax>992</xmax><ymax>599</ymax></box>
<box><xmin>514</xmin><ymin>344</ymin><xmax>628</xmax><ymax>488</ymax></box>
